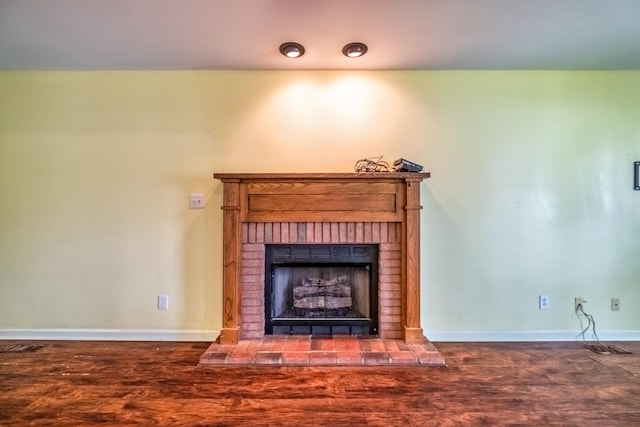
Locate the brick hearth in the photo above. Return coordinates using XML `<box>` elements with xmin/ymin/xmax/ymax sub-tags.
<box><xmin>199</xmin><ymin>335</ymin><xmax>446</xmax><ymax>367</ymax></box>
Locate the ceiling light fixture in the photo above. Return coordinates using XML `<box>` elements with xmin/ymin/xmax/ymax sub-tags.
<box><xmin>279</xmin><ymin>42</ymin><xmax>305</xmax><ymax>58</ymax></box>
<box><xmin>342</xmin><ymin>42</ymin><xmax>368</xmax><ymax>58</ymax></box>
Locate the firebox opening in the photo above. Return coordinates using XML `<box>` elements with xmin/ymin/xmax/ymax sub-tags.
<box><xmin>265</xmin><ymin>244</ymin><xmax>378</xmax><ymax>336</ymax></box>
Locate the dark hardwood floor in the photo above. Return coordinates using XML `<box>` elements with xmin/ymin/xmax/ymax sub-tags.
<box><xmin>1</xmin><ymin>340</ymin><xmax>639</xmax><ymax>426</ymax></box>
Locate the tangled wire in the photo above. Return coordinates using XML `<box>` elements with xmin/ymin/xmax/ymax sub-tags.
<box><xmin>354</xmin><ymin>156</ymin><xmax>392</xmax><ymax>173</ymax></box>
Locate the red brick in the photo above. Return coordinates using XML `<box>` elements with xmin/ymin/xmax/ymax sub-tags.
<box><xmin>309</xmin><ymin>351</ymin><xmax>336</xmax><ymax>365</ymax></box>
<box><xmin>322</xmin><ymin>223</ymin><xmax>331</xmax><ymax>242</ymax></box>
<box><xmin>242</xmin><ymin>314</ymin><xmax>264</xmax><ymax>324</ymax></box>
<box><xmin>379</xmin><ymin>291</ymin><xmax>401</xmax><ymax>300</ymax></box>
<box><xmin>388</xmin><ymin>352</ymin><xmax>418</xmax><ymax>365</ymax></box>
<box><xmin>310</xmin><ymin>339</ymin><xmax>323</xmax><ymax>351</ymax></box>
<box><xmin>242</xmin><ymin>322</ymin><xmax>264</xmax><ymax>332</ymax></box>
<box><xmin>378</xmin><ymin>298</ymin><xmax>401</xmax><ymax>307</ymax></box>
<box><xmin>362</xmin><ymin>352</ymin><xmax>390</xmax><ymax>365</ymax></box>
<box><xmin>335</xmin><ymin>352</ymin><xmax>363</xmax><ymax>364</ymax></box>
<box><xmin>243</xmin><ymin>251</ymin><xmax>265</xmax><ymax>260</ymax></box>
<box><xmin>417</xmin><ymin>352</ymin><xmax>446</xmax><ymax>366</ymax></box>
<box><xmin>306</xmin><ymin>222</ymin><xmax>314</xmax><ymax>243</ymax></box>
<box><xmin>380</xmin><ymin>306</ymin><xmax>402</xmax><ymax>316</ymax></box>
<box><xmin>282</xmin><ymin>352</ymin><xmax>309</xmax><ymax>365</ymax></box>
<box><xmin>281</xmin><ymin>222</ymin><xmax>290</xmax><ymax>242</ymax></box>
<box><xmin>226</xmin><ymin>351</ymin><xmax>254</xmax><ymax>364</ymax></box>
<box><xmin>379</xmin><ymin>311</ymin><xmax>402</xmax><ymax>320</ymax></box>
<box><xmin>242</xmin><ymin>259</ymin><xmax>263</xmax><ymax>268</ymax></box>
<box><xmin>242</xmin><ymin>266</ymin><xmax>263</xmax><ymax>276</ymax></box>
<box><xmin>379</xmin><ymin>265</ymin><xmax>401</xmax><ymax>275</ymax></box>
<box><xmin>371</xmin><ymin>222</ymin><xmax>381</xmax><ymax>242</ymax></box>
<box><xmin>380</xmin><ymin>223</ymin><xmax>388</xmax><ymax>242</ymax></box>
<box><xmin>320</xmin><ymin>339</ymin><xmax>335</xmax><ymax>351</ymax></box>
<box><xmin>379</xmin><ymin>252</ymin><xmax>401</xmax><ymax>261</ymax></box>
<box><xmin>382</xmin><ymin>340</ymin><xmax>399</xmax><ymax>352</ymax></box>
<box><xmin>379</xmin><ymin>330</ymin><xmax>402</xmax><ymax>340</ymax></box>
<box><xmin>241</xmin><ymin>298</ymin><xmax>262</xmax><ymax>307</ymax></box>
<box><xmin>363</xmin><ymin>222</ymin><xmax>372</xmax><ymax>242</ymax></box>
<box><xmin>241</xmin><ymin>223</ymin><xmax>249</xmax><ymax>243</ymax></box>
<box><xmin>258</xmin><ymin>340</ymin><xmax>274</xmax><ymax>351</ymax></box>
<box><xmin>379</xmin><ymin>261</ymin><xmax>402</xmax><ymax>271</ymax></box>
<box><xmin>338</xmin><ymin>222</ymin><xmax>348</xmax><ymax>243</ymax></box>
<box><xmin>254</xmin><ymin>352</ymin><xmax>282</xmax><ymax>365</ymax></box>
<box><xmin>380</xmin><ymin>242</ymin><xmax>402</xmax><ymax>252</ymax></box>
<box><xmin>272</xmin><ymin>223</ymin><xmax>281</xmax><ymax>242</ymax></box>
<box><xmin>242</xmin><ymin>276</ymin><xmax>264</xmax><ymax>286</ymax></box>
<box><xmin>295</xmin><ymin>339</ymin><xmax>311</xmax><ymax>352</ymax></box>
<box><xmin>264</xmin><ymin>223</ymin><xmax>273</xmax><ymax>243</ymax></box>
<box><xmin>314</xmin><ymin>222</ymin><xmax>322</xmax><ymax>242</ymax></box>
<box><xmin>244</xmin><ymin>340</ymin><xmax>262</xmax><ymax>351</ymax></box>
<box><xmin>296</xmin><ymin>223</ymin><xmax>306</xmax><ymax>243</ymax></box>
<box><xmin>255</xmin><ymin>223</ymin><xmax>264</xmax><ymax>243</ymax></box>
<box><xmin>387</xmin><ymin>223</ymin><xmax>397</xmax><ymax>242</ymax></box>
<box><xmin>329</xmin><ymin>222</ymin><xmax>340</xmax><ymax>243</ymax></box>
<box><xmin>288</xmin><ymin>222</ymin><xmax>297</xmax><ymax>243</ymax></box>
<box><xmin>368</xmin><ymin>340</ymin><xmax>386</xmax><ymax>352</ymax></box>
<box><xmin>381</xmin><ymin>322</ymin><xmax>403</xmax><ymax>332</ymax></box>
<box><xmin>240</xmin><ymin>306</ymin><xmax>263</xmax><ymax>316</ymax></box>
<box><xmin>355</xmin><ymin>222</ymin><xmax>364</xmax><ymax>242</ymax></box>
<box><xmin>241</xmin><ymin>282</ymin><xmax>263</xmax><ymax>292</ymax></box>
<box><xmin>241</xmin><ymin>331</ymin><xmax>263</xmax><ymax>340</ymax></box>
<box><xmin>247</xmin><ymin>223</ymin><xmax>256</xmax><ymax>243</ymax></box>
<box><xmin>347</xmin><ymin>223</ymin><xmax>355</xmax><ymax>242</ymax></box>
<box><xmin>379</xmin><ymin>279</ymin><xmax>401</xmax><ymax>290</ymax></box>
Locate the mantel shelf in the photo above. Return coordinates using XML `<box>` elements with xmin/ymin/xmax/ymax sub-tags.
<box><xmin>213</xmin><ymin>172</ymin><xmax>430</xmax><ymax>182</ymax></box>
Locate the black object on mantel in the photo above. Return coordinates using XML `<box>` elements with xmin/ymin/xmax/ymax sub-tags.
<box><xmin>394</xmin><ymin>158</ymin><xmax>423</xmax><ymax>173</ymax></box>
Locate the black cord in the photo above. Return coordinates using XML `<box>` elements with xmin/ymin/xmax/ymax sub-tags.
<box><xmin>354</xmin><ymin>156</ymin><xmax>391</xmax><ymax>173</ymax></box>
<box><xmin>576</xmin><ymin>304</ymin><xmax>600</xmax><ymax>342</ymax></box>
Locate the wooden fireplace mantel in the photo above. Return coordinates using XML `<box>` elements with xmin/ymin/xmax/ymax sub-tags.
<box><xmin>213</xmin><ymin>172</ymin><xmax>430</xmax><ymax>344</ymax></box>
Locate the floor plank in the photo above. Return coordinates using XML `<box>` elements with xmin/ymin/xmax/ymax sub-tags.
<box><xmin>1</xmin><ymin>340</ymin><xmax>639</xmax><ymax>425</ymax></box>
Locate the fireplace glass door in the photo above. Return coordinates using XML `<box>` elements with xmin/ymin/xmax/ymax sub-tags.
<box><xmin>265</xmin><ymin>244</ymin><xmax>378</xmax><ymax>335</ymax></box>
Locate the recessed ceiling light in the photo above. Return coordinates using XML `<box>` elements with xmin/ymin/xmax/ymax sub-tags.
<box><xmin>279</xmin><ymin>42</ymin><xmax>305</xmax><ymax>58</ymax></box>
<box><xmin>342</xmin><ymin>42</ymin><xmax>368</xmax><ymax>58</ymax></box>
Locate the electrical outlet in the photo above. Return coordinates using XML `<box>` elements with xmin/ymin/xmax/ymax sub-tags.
<box><xmin>611</xmin><ymin>298</ymin><xmax>620</xmax><ymax>311</ymax></box>
<box><xmin>189</xmin><ymin>193</ymin><xmax>205</xmax><ymax>209</ymax></box>
<box><xmin>539</xmin><ymin>295</ymin><xmax>550</xmax><ymax>310</ymax></box>
<box><xmin>574</xmin><ymin>297</ymin><xmax>585</xmax><ymax>311</ymax></box>
<box><xmin>158</xmin><ymin>294</ymin><xmax>169</xmax><ymax>310</ymax></box>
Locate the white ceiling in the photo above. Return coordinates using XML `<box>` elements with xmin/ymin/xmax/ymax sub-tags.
<box><xmin>1</xmin><ymin>0</ymin><xmax>639</xmax><ymax>71</ymax></box>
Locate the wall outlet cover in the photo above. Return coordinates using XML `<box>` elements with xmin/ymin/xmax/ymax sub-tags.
<box><xmin>189</xmin><ymin>193</ymin><xmax>205</xmax><ymax>209</ymax></box>
<box><xmin>158</xmin><ymin>294</ymin><xmax>169</xmax><ymax>310</ymax></box>
<box><xmin>611</xmin><ymin>298</ymin><xmax>620</xmax><ymax>311</ymax></box>
<box><xmin>539</xmin><ymin>295</ymin><xmax>550</xmax><ymax>310</ymax></box>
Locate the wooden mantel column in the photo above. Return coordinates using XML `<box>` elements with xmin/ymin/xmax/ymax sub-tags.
<box><xmin>402</xmin><ymin>176</ymin><xmax>426</xmax><ymax>344</ymax></box>
<box><xmin>218</xmin><ymin>179</ymin><xmax>242</xmax><ymax>344</ymax></box>
<box><xmin>213</xmin><ymin>172</ymin><xmax>430</xmax><ymax>345</ymax></box>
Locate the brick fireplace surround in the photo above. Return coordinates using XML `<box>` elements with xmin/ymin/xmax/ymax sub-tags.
<box><xmin>200</xmin><ymin>173</ymin><xmax>445</xmax><ymax>366</ymax></box>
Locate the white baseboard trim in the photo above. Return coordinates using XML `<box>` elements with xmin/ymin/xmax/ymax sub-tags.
<box><xmin>0</xmin><ymin>329</ymin><xmax>219</xmax><ymax>342</ymax></box>
<box><xmin>424</xmin><ymin>330</ymin><xmax>640</xmax><ymax>342</ymax></box>
<box><xmin>1</xmin><ymin>329</ymin><xmax>638</xmax><ymax>342</ymax></box>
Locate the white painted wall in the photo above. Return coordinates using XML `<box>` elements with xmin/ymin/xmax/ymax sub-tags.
<box><xmin>1</xmin><ymin>71</ymin><xmax>638</xmax><ymax>341</ymax></box>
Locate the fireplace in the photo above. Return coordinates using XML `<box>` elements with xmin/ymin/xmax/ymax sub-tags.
<box><xmin>213</xmin><ymin>173</ymin><xmax>430</xmax><ymax>345</ymax></box>
<box><xmin>266</xmin><ymin>244</ymin><xmax>378</xmax><ymax>336</ymax></box>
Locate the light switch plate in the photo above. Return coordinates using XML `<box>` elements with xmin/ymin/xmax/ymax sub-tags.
<box><xmin>189</xmin><ymin>193</ymin><xmax>205</xmax><ymax>209</ymax></box>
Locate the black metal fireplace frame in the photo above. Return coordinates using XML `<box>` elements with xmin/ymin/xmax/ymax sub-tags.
<box><xmin>264</xmin><ymin>244</ymin><xmax>379</xmax><ymax>336</ymax></box>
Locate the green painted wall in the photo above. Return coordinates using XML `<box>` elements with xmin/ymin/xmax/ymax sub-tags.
<box><xmin>0</xmin><ymin>71</ymin><xmax>638</xmax><ymax>339</ymax></box>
